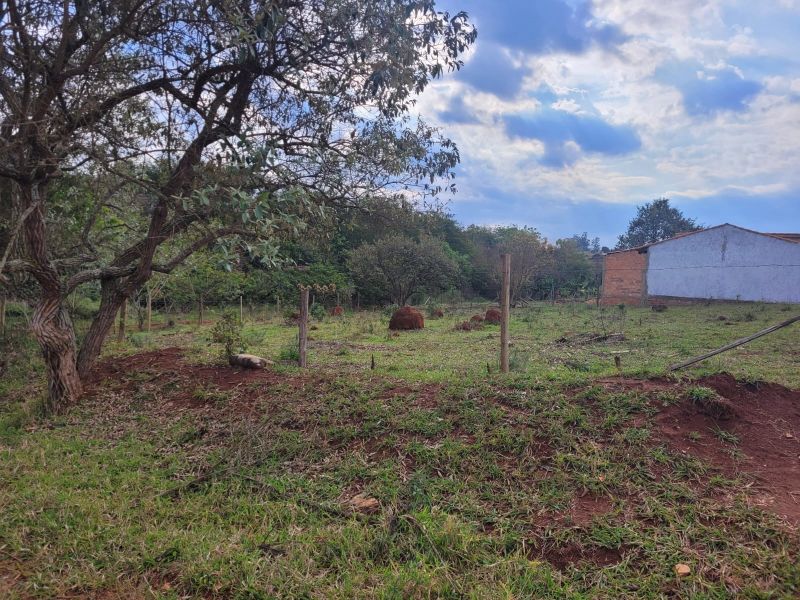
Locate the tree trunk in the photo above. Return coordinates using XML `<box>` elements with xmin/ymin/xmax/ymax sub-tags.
<box><xmin>146</xmin><ymin>287</ymin><xmax>152</xmax><ymax>332</ymax></box>
<box><xmin>117</xmin><ymin>299</ymin><xmax>127</xmax><ymax>342</ymax></box>
<box><xmin>0</xmin><ymin>294</ymin><xmax>6</xmax><ymax>337</ymax></box>
<box><xmin>77</xmin><ymin>283</ymin><xmax>127</xmax><ymax>379</ymax></box>
<box><xmin>30</xmin><ymin>296</ymin><xmax>83</xmax><ymax>414</ymax></box>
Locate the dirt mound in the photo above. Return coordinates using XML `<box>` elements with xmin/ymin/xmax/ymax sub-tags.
<box><xmin>430</xmin><ymin>309</ymin><xmax>444</xmax><ymax>318</ymax></box>
<box><xmin>654</xmin><ymin>373</ymin><xmax>800</xmax><ymax>521</ymax></box>
<box><xmin>455</xmin><ymin>320</ymin><xmax>482</xmax><ymax>332</ymax></box>
<box><xmin>388</xmin><ymin>306</ymin><xmax>424</xmax><ymax>330</ymax></box>
<box><xmin>484</xmin><ymin>308</ymin><xmax>502</xmax><ymax>324</ymax></box>
<box><xmin>329</xmin><ymin>305</ymin><xmax>344</xmax><ymax>316</ymax></box>
<box><xmin>470</xmin><ymin>314</ymin><xmax>484</xmax><ymax>323</ymax></box>
<box><xmin>87</xmin><ymin>347</ymin><xmax>291</xmax><ymax>409</ymax></box>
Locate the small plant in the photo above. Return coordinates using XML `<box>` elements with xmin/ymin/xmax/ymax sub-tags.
<box><xmin>712</xmin><ymin>426</ymin><xmax>739</xmax><ymax>445</ymax></box>
<box><xmin>210</xmin><ymin>311</ymin><xmax>245</xmax><ymax>358</ymax></box>
<box><xmin>508</xmin><ymin>348</ymin><xmax>530</xmax><ymax>372</ymax></box>
<box><xmin>382</xmin><ymin>303</ymin><xmax>400</xmax><ymax>317</ymax></box>
<box><xmin>278</xmin><ymin>343</ymin><xmax>300</xmax><ymax>362</ymax></box>
<box><xmin>688</xmin><ymin>386</ymin><xmax>715</xmax><ymax>402</ymax></box>
<box><xmin>310</xmin><ymin>302</ymin><xmax>326</xmax><ymax>321</ymax></box>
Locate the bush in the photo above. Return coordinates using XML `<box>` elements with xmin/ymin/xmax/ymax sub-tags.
<box><xmin>210</xmin><ymin>312</ymin><xmax>245</xmax><ymax>358</ymax></box>
<box><xmin>310</xmin><ymin>303</ymin><xmax>326</xmax><ymax>321</ymax></box>
<box><xmin>278</xmin><ymin>343</ymin><xmax>300</xmax><ymax>362</ymax></box>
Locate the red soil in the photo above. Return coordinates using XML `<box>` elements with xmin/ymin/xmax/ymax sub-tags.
<box><xmin>86</xmin><ymin>347</ymin><xmax>302</xmax><ymax>410</ymax></box>
<box><xmin>599</xmin><ymin>373</ymin><xmax>800</xmax><ymax>523</ymax></box>
<box><xmin>388</xmin><ymin>306</ymin><xmax>424</xmax><ymax>331</ymax></box>
<box><xmin>484</xmin><ymin>308</ymin><xmax>502</xmax><ymax>324</ymax></box>
<box><xmin>330</xmin><ymin>306</ymin><xmax>344</xmax><ymax>316</ymax></box>
<box><xmin>431</xmin><ymin>309</ymin><xmax>444</xmax><ymax>318</ymax></box>
<box><xmin>469</xmin><ymin>314</ymin><xmax>484</xmax><ymax>323</ymax></box>
<box><xmin>656</xmin><ymin>374</ymin><xmax>800</xmax><ymax>521</ymax></box>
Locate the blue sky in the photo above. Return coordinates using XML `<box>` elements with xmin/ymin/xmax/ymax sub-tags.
<box><xmin>418</xmin><ymin>0</ymin><xmax>800</xmax><ymax>246</ymax></box>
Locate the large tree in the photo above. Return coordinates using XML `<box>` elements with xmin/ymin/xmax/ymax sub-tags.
<box><xmin>616</xmin><ymin>198</ymin><xmax>700</xmax><ymax>249</ymax></box>
<box><xmin>348</xmin><ymin>234</ymin><xmax>458</xmax><ymax>305</ymax></box>
<box><xmin>0</xmin><ymin>0</ymin><xmax>475</xmax><ymax>412</ymax></box>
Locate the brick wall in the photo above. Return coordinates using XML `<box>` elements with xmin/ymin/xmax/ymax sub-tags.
<box><xmin>600</xmin><ymin>249</ymin><xmax>647</xmax><ymax>305</ymax></box>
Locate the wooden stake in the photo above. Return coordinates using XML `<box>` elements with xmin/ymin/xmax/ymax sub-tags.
<box><xmin>298</xmin><ymin>287</ymin><xmax>309</xmax><ymax>368</ymax></box>
<box><xmin>0</xmin><ymin>294</ymin><xmax>5</xmax><ymax>337</ymax></box>
<box><xmin>117</xmin><ymin>299</ymin><xmax>127</xmax><ymax>342</ymax></box>
<box><xmin>500</xmin><ymin>253</ymin><xmax>511</xmax><ymax>373</ymax></box>
<box><xmin>239</xmin><ymin>295</ymin><xmax>243</xmax><ymax>324</ymax></box>
<box><xmin>198</xmin><ymin>296</ymin><xmax>204</xmax><ymax>325</ymax></box>
<box><xmin>669</xmin><ymin>314</ymin><xmax>800</xmax><ymax>371</ymax></box>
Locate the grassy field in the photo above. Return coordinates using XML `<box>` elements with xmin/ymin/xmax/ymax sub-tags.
<box><xmin>1</xmin><ymin>301</ymin><xmax>799</xmax><ymax>598</ymax></box>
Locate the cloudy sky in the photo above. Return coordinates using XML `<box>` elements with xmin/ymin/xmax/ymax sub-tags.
<box><xmin>420</xmin><ymin>0</ymin><xmax>800</xmax><ymax>246</ymax></box>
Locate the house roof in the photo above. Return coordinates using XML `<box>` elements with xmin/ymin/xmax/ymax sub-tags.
<box><xmin>606</xmin><ymin>223</ymin><xmax>800</xmax><ymax>254</ymax></box>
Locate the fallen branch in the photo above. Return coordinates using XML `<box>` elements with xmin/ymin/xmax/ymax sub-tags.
<box><xmin>669</xmin><ymin>314</ymin><xmax>800</xmax><ymax>372</ymax></box>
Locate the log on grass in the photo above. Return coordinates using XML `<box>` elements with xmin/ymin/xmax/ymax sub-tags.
<box><xmin>229</xmin><ymin>353</ymin><xmax>273</xmax><ymax>369</ymax></box>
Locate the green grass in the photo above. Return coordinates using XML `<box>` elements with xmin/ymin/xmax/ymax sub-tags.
<box><xmin>0</xmin><ymin>301</ymin><xmax>799</xmax><ymax>598</ymax></box>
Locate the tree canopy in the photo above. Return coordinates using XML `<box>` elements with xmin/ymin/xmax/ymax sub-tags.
<box><xmin>616</xmin><ymin>198</ymin><xmax>700</xmax><ymax>249</ymax></box>
<box><xmin>0</xmin><ymin>0</ymin><xmax>476</xmax><ymax>411</ymax></box>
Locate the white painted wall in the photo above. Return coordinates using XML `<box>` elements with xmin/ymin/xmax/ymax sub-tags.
<box><xmin>646</xmin><ymin>225</ymin><xmax>800</xmax><ymax>303</ymax></box>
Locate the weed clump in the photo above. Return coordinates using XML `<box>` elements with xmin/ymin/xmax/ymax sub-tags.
<box><xmin>455</xmin><ymin>320</ymin><xmax>482</xmax><ymax>331</ymax></box>
<box><xmin>210</xmin><ymin>312</ymin><xmax>245</xmax><ymax>359</ymax></box>
<box><xmin>688</xmin><ymin>386</ymin><xmax>736</xmax><ymax>420</ymax></box>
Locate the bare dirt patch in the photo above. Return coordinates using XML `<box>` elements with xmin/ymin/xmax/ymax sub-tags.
<box><xmin>599</xmin><ymin>373</ymin><xmax>800</xmax><ymax>523</ymax></box>
<box><xmin>531</xmin><ymin>542</ymin><xmax>627</xmax><ymax>571</ymax></box>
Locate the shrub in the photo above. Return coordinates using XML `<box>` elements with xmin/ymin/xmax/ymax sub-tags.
<box><xmin>310</xmin><ymin>303</ymin><xmax>326</xmax><ymax>321</ymax></box>
<box><xmin>210</xmin><ymin>312</ymin><xmax>246</xmax><ymax>358</ymax></box>
<box><xmin>382</xmin><ymin>303</ymin><xmax>400</xmax><ymax>318</ymax></box>
<box><xmin>278</xmin><ymin>343</ymin><xmax>300</xmax><ymax>362</ymax></box>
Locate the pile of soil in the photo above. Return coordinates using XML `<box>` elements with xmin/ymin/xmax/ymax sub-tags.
<box><xmin>655</xmin><ymin>373</ymin><xmax>800</xmax><ymax>520</ymax></box>
<box><xmin>470</xmin><ymin>314</ymin><xmax>484</xmax><ymax>323</ymax></box>
<box><xmin>455</xmin><ymin>320</ymin><xmax>482</xmax><ymax>332</ymax></box>
<box><xmin>388</xmin><ymin>306</ymin><xmax>424</xmax><ymax>331</ymax></box>
<box><xmin>485</xmin><ymin>308</ymin><xmax>502</xmax><ymax>324</ymax></box>
<box><xmin>329</xmin><ymin>305</ymin><xmax>344</xmax><ymax>316</ymax></box>
<box><xmin>86</xmin><ymin>347</ymin><xmax>292</xmax><ymax>409</ymax></box>
<box><xmin>598</xmin><ymin>373</ymin><xmax>800</xmax><ymax>522</ymax></box>
<box><xmin>430</xmin><ymin>309</ymin><xmax>444</xmax><ymax>318</ymax></box>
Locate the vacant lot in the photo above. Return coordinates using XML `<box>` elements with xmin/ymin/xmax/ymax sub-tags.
<box><xmin>1</xmin><ymin>302</ymin><xmax>799</xmax><ymax>598</ymax></box>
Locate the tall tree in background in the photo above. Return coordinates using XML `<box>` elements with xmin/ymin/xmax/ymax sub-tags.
<box><xmin>348</xmin><ymin>235</ymin><xmax>458</xmax><ymax>305</ymax></box>
<box><xmin>617</xmin><ymin>198</ymin><xmax>700</xmax><ymax>249</ymax></box>
<box><xmin>0</xmin><ymin>0</ymin><xmax>475</xmax><ymax>412</ymax></box>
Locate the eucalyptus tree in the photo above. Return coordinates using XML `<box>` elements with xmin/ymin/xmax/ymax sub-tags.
<box><xmin>0</xmin><ymin>0</ymin><xmax>476</xmax><ymax>412</ymax></box>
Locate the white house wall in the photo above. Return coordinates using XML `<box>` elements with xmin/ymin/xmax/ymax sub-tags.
<box><xmin>646</xmin><ymin>225</ymin><xmax>800</xmax><ymax>303</ymax></box>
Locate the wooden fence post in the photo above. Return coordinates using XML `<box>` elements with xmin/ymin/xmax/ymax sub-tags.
<box><xmin>117</xmin><ymin>299</ymin><xmax>127</xmax><ymax>342</ymax></box>
<box><xmin>298</xmin><ymin>287</ymin><xmax>309</xmax><ymax>368</ymax></box>
<box><xmin>240</xmin><ymin>295</ymin><xmax>244</xmax><ymax>324</ymax></box>
<box><xmin>500</xmin><ymin>253</ymin><xmax>511</xmax><ymax>373</ymax></box>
